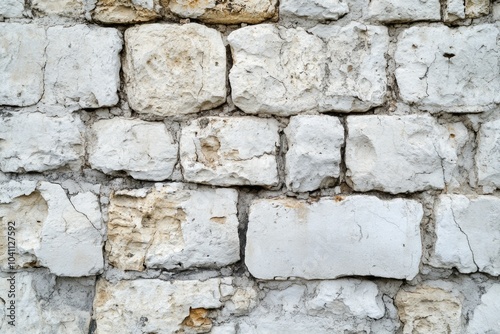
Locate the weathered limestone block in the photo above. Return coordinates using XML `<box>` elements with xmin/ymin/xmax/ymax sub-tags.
<box><xmin>395</xmin><ymin>24</ymin><xmax>500</xmax><ymax>113</ymax></box>
<box><xmin>447</xmin><ymin>0</ymin><xmax>490</xmax><ymax>20</ymax></box>
<box><xmin>168</xmin><ymin>0</ymin><xmax>277</xmax><ymax>24</ymax></box>
<box><xmin>444</xmin><ymin>0</ymin><xmax>465</xmax><ymax>21</ymax></box>
<box><xmin>32</xmin><ymin>0</ymin><xmax>85</xmax><ymax>17</ymax></box>
<box><xmin>396</xmin><ymin>286</ymin><xmax>462</xmax><ymax>334</ymax></box>
<box><xmin>106</xmin><ymin>184</ymin><xmax>239</xmax><ymax>271</ymax></box>
<box><xmin>0</xmin><ymin>23</ymin><xmax>46</xmax><ymax>106</ymax></box>
<box><xmin>366</xmin><ymin>0</ymin><xmax>441</xmax><ymax>23</ymax></box>
<box><xmin>0</xmin><ymin>270</ymin><xmax>95</xmax><ymax>334</ymax></box>
<box><xmin>465</xmin><ymin>0</ymin><xmax>490</xmax><ymax>18</ymax></box>
<box><xmin>0</xmin><ymin>112</ymin><xmax>84</xmax><ymax>173</ymax></box>
<box><xmin>93</xmin><ymin>278</ymin><xmax>222</xmax><ymax>334</ymax></box>
<box><xmin>345</xmin><ymin>115</ymin><xmax>466</xmax><ymax>194</ymax></box>
<box><xmin>124</xmin><ymin>24</ymin><xmax>226</xmax><ymax>117</ymax></box>
<box><xmin>43</xmin><ymin>25</ymin><xmax>122</xmax><ymax>109</ymax></box>
<box><xmin>180</xmin><ymin>117</ymin><xmax>280</xmax><ymax>187</ymax></box>
<box><xmin>468</xmin><ymin>284</ymin><xmax>500</xmax><ymax>333</ymax></box>
<box><xmin>228</xmin><ymin>23</ymin><xmax>388</xmax><ymax>116</ymax></box>
<box><xmin>476</xmin><ymin>119</ymin><xmax>500</xmax><ymax>190</ymax></box>
<box><xmin>0</xmin><ymin>181</ymin><xmax>104</xmax><ymax>276</ymax></box>
<box><xmin>279</xmin><ymin>0</ymin><xmax>349</xmax><ymax>20</ymax></box>
<box><xmin>431</xmin><ymin>195</ymin><xmax>500</xmax><ymax>276</ymax></box>
<box><xmin>88</xmin><ymin>118</ymin><xmax>178</xmax><ymax>181</ymax></box>
<box><xmin>285</xmin><ymin>115</ymin><xmax>344</xmax><ymax>192</ymax></box>
<box><xmin>246</xmin><ymin>195</ymin><xmax>423</xmax><ymax>280</ymax></box>
<box><xmin>0</xmin><ymin>0</ymin><xmax>24</xmax><ymax>17</ymax></box>
<box><xmin>93</xmin><ymin>0</ymin><xmax>162</xmax><ymax>23</ymax></box>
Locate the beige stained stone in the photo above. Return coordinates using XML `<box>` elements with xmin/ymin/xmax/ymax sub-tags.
<box><xmin>466</xmin><ymin>0</ymin><xmax>490</xmax><ymax>18</ymax></box>
<box><xmin>32</xmin><ymin>0</ymin><xmax>85</xmax><ymax>17</ymax></box>
<box><xmin>93</xmin><ymin>0</ymin><xmax>162</xmax><ymax>23</ymax></box>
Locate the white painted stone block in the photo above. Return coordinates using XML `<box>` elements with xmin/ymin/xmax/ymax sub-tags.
<box><xmin>0</xmin><ymin>0</ymin><xmax>24</xmax><ymax>17</ymax></box>
<box><xmin>280</xmin><ymin>0</ymin><xmax>349</xmax><ymax>20</ymax></box>
<box><xmin>468</xmin><ymin>284</ymin><xmax>500</xmax><ymax>334</ymax></box>
<box><xmin>476</xmin><ymin>119</ymin><xmax>500</xmax><ymax>190</ymax></box>
<box><xmin>367</xmin><ymin>0</ymin><xmax>441</xmax><ymax>23</ymax></box>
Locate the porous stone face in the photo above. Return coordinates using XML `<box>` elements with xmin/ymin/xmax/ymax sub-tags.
<box><xmin>246</xmin><ymin>195</ymin><xmax>423</xmax><ymax>280</ymax></box>
<box><xmin>0</xmin><ymin>112</ymin><xmax>84</xmax><ymax>173</ymax></box>
<box><xmin>88</xmin><ymin>118</ymin><xmax>178</xmax><ymax>181</ymax></box>
<box><xmin>284</xmin><ymin>115</ymin><xmax>344</xmax><ymax>192</ymax></box>
<box><xmin>0</xmin><ymin>0</ymin><xmax>24</xmax><ymax>17</ymax></box>
<box><xmin>0</xmin><ymin>181</ymin><xmax>104</xmax><ymax>276</ymax></box>
<box><xmin>476</xmin><ymin>119</ymin><xmax>500</xmax><ymax>190</ymax></box>
<box><xmin>445</xmin><ymin>0</ymin><xmax>465</xmax><ymax>21</ymax></box>
<box><xmin>395</xmin><ymin>24</ymin><xmax>500</xmax><ymax>113</ymax></box>
<box><xmin>106</xmin><ymin>184</ymin><xmax>240</xmax><ymax>271</ymax></box>
<box><xmin>228</xmin><ymin>23</ymin><xmax>389</xmax><ymax>116</ymax></box>
<box><xmin>93</xmin><ymin>0</ymin><xmax>162</xmax><ymax>23</ymax></box>
<box><xmin>366</xmin><ymin>0</ymin><xmax>441</xmax><ymax>23</ymax></box>
<box><xmin>32</xmin><ymin>0</ymin><xmax>85</xmax><ymax>17</ymax></box>
<box><xmin>93</xmin><ymin>278</ymin><xmax>223</xmax><ymax>334</ymax></box>
<box><xmin>465</xmin><ymin>0</ymin><xmax>490</xmax><ymax>18</ymax></box>
<box><xmin>180</xmin><ymin>117</ymin><xmax>280</xmax><ymax>187</ymax></box>
<box><xmin>124</xmin><ymin>23</ymin><xmax>226</xmax><ymax>117</ymax></box>
<box><xmin>431</xmin><ymin>195</ymin><xmax>500</xmax><ymax>276</ymax></box>
<box><xmin>345</xmin><ymin>115</ymin><xmax>466</xmax><ymax>194</ymax></box>
<box><xmin>279</xmin><ymin>0</ymin><xmax>349</xmax><ymax>20</ymax></box>
<box><xmin>168</xmin><ymin>0</ymin><xmax>277</xmax><ymax>24</ymax></box>
<box><xmin>0</xmin><ymin>23</ymin><xmax>46</xmax><ymax>107</ymax></box>
<box><xmin>468</xmin><ymin>284</ymin><xmax>500</xmax><ymax>334</ymax></box>
<box><xmin>395</xmin><ymin>286</ymin><xmax>462</xmax><ymax>334</ymax></box>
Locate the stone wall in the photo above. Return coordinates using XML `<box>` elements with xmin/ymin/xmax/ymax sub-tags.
<box><xmin>1</xmin><ymin>0</ymin><xmax>500</xmax><ymax>333</ymax></box>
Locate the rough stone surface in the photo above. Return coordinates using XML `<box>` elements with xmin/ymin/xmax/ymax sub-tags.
<box><xmin>228</xmin><ymin>23</ymin><xmax>389</xmax><ymax>116</ymax></box>
<box><xmin>431</xmin><ymin>195</ymin><xmax>500</xmax><ymax>276</ymax></box>
<box><xmin>88</xmin><ymin>118</ymin><xmax>178</xmax><ymax>181</ymax></box>
<box><xmin>180</xmin><ymin>117</ymin><xmax>280</xmax><ymax>187</ymax></box>
<box><xmin>106</xmin><ymin>184</ymin><xmax>240</xmax><ymax>271</ymax></box>
<box><xmin>0</xmin><ymin>23</ymin><xmax>46</xmax><ymax>107</ymax></box>
<box><xmin>124</xmin><ymin>23</ymin><xmax>226</xmax><ymax>117</ymax></box>
<box><xmin>444</xmin><ymin>0</ymin><xmax>465</xmax><ymax>21</ymax></box>
<box><xmin>345</xmin><ymin>115</ymin><xmax>467</xmax><ymax>194</ymax></box>
<box><xmin>476</xmin><ymin>119</ymin><xmax>500</xmax><ymax>190</ymax></box>
<box><xmin>285</xmin><ymin>115</ymin><xmax>344</xmax><ymax>192</ymax></box>
<box><xmin>246</xmin><ymin>195</ymin><xmax>423</xmax><ymax>280</ymax></box>
<box><xmin>395</xmin><ymin>286</ymin><xmax>462</xmax><ymax>334</ymax></box>
<box><xmin>168</xmin><ymin>0</ymin><xmax>277</xmax><ymax>24</ymax></box>
<box><xmin>0</xmin><ymin>0</ymin><xmax>24</xmax><ymax>17</ymax></box>
<box><xmin>279</xmin><ymin>0</ymin><xmax>349</xmax><ymax>20</ymax></box>
<box><xmin>465</xmin><ymin>0</ymin><xmax>490</xmax><ymax>18</ymax></box>
<box><xmin>32</xmin><ymin>0</ymin><xmax>85</xmax><ymax>17</ymax></box>
<box><xmin>93</xmin><ymin>0</ymin><xmax>161</xmax><ymax>23</ymax></box>
<box><xmin>395</xmin><ymin>24</ymin><xmax>500</xmax><ymax>113</ymax></box>
<box><xmin>0</xmin><ymin>112</ymin><xmax>84</xmax><ymax>173</ymax></box>
<box><xmin>366</xmin><ymin>0</ymin><xmax>441</xmax><ymax>23</ymax></box>
<box><xmin>468</xmin><ymin>284</ymin><xmax>500</xmax><ymax>334</ymax></box>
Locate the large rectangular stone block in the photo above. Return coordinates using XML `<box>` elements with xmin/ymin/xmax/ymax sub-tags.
<box><xmin>366</xmin><ymin>0</ymin><xmax>441</xmax><ymax>23</ymax></box>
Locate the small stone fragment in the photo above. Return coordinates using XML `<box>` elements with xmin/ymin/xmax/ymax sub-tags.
<box><xmin>467</xmin><ymin>284</ymin><xmax>500</xmax><ymax>333</ymax></box>
<box><xmin>0</xmin><ymin>0</ymin><xmax>24</xmax><ymax>17</ymax></box>
<box><xmin>367</xmin><ymin>0</ymin><xmax>441</xmax><ymax>23</ymax></box>
<box><xmin>476</xmin><ymin>119</ymin><xmax>500</xmax><ymax>190</ymax></box>
<box><xmin>93</xmin><ymin>0</ymin><xmax>162</xmax><ymax>23</ymax></box>
<box><xmin>279</xmin><ymin>0</ymin><xmax>349</xmax><ymax>21</ymax></box>
<box><xmin>445</xmin><ymin>0</ymin><xmax>466</xmax><ymax>21</ymax></box>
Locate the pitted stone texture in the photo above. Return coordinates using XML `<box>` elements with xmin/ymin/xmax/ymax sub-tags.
<box><xmin>285</xmin><ymin>115</ymin><xmax>344</xmax><ymax>192</ymax></box>
<box><xmin>43</xmin><ymin>25</ymin><xmax>122</xmax><ymax>110</ymax></box>
<box><xmin>180</xmin><ymin>117</ymin><xmax>279</xmax><ymax>187</ymax></box>
<box><xmin>346</xmin><ymin>115</ymin><xmax>466</xmax><ymax>194</ymax></box>
<box><xmin>0</xmin><ymin>181</ymin><xmax>104</xmax><ymax>276</ymax></box>
<box><xmin>396</xmin><ymin>286</ymin><xmax>462</xmax><ymax>334</ymax></box>
<box><xmin>465</xmin><ymin>0</ymin><xmax>490</xmax><ymax>18</ymax></box>
<box><xmin>94</xmin><ymin>278</ymin><xmax>222</xmax><ymax>334</ymax></box>
<box><xmin>169</xmin><ymin>0</ymin><xmax>277</xmax><ymax>24</ymax></box>
<box><xmin>228</xmin><ymin>23</ymin><xmax>388</xmax><ymax>116</ymax></box>
<box><xmin>279</xmin><ymin>0</ymin><xmax>349</xmax><ymax>20</ymax></box>
<box><xmin>468</xmin><ymin>284</ymin><xmax>500</xmax><ymax>334</ymax></box>
<box><xmin>106</xmin><ymin>184</ymin><xmax>239</xmax><ymax>271</ymax></box>
<box><xmin>0</xmin><ymin>270</ymin><xmax>95</xmax><ymax>334</ymax></box>
<box><xmin>93</xmin><ymin>0</ymin><xmax>162</xmax><ymax>23</ymax></box>
<box><xmin>366</xmin><ymin>0</ymin><xmax>441</xmax><ymax>22</ymax></box>
<box><xmin>0</xmin><ymin>0</ymin><xmax>24</xmax><ymax>17</ymax></box>
<box><xmin>0</xmin><ymin>24</ymin><xmax>46</xmax><ymax>106</ymax></box>
<box><xmin>246</xmin><ymin>196</ymin><xmax>423</xmax><ymax>280</ymax></box>
<box><xmin>0</xmin><ymin>112</ymin><xmax>84</xmax><ymax>173</ymax></box>
<box><xmin>431</xmin><ymin>195</ymin><xmax>500</xmax><ymax>276</ymax></box>
<box><xmin>124</xmin><ymin>23</ymin><xmax>226</xmax><ymax>117</ymax></box>
<box><xmin>88</xmin><ymin>118</ymin><xmax>177</xmax><ymax>181</ymax></box>
<box><xmin>32</xmin><ymin>0</ymin><xmax>85</xmax><ymax>17</ymax></box>
<box><xmin>444</xmin><ymin>0</ymin><xmax>465</xmax><ymax>21</ymax></box>
<box><xmin>395</xmin><ymin>24</ymin><xmax>500</xmax><ymax>113</ymax></box>
<box><xmin>476</xmin><ymin>119</ymin><xmax>500</xmax><ymax>190</ymax></box>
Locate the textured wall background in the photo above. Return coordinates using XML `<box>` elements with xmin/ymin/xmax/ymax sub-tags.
<box><xmin>1</xmin><ymin>0</ymin><xmax>500</xmax><ymax>333</ymax></box>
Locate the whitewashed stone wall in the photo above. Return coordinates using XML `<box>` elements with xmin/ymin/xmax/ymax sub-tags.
<box><xmin>1</xmin><ymin>1</ymin><xmax>500</xmax><ymax>333</ymax></box>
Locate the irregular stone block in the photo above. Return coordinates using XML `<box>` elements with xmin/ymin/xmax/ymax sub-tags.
<box><xmin>43</xmin><ymin>24</ymin><xmax>122</xmax><ymax>109</ymax></box>
<box><xmin>476</xmin><ymin>119</ymin><xmax>500</xmax><ymax>190</ymax></box>
<box><xmin>228</xmin><ymin>23</ymin><xmax>388</xmax><ymax>116</ymax></box>
<box><xmin>444</xmin><ymin>0</ymin><xmax>465</xmax><ymax>21</ymax></box>
<box><xmin>93</xmin><ymin>278</ymin><xmax>222</xmax><ymax>334</ymax></box>
<box><xmin>0</xmin><ymin>23</ymin><xmax>46</xmax><ymax>106</ymax></box>
<box><xmin>0</xmin><ymin>181</ymin><xmax>104</xmax><ymax>276</ymax></box>
<box><xmin>32</xmin><ymin>0</ymin><xmax>85</xmax><ymax>17</ymax></box>
<box><xmin>285</xmin><ymin>115</ymin><xmax>344</xmax><ymax>192</ymax></box>
<box><xmin>106</xmin><ymin>184</ymin><xmax>239</xmax><ymax>271</ymax></box>
<box><xmin>124</xmin><ymin>23</ymin><xmax>226</xmax><ymax>117</ymax></box>
<box><xmin>279</xmin><ymin>0</ymin><xmax>349</xmax><ymax>20</ymax></box>
<box><xmin>468</xmin><ymin>284</ymin><xmax>500</xmax><ymax>334</ymax></box>
<box><xmin>0</xmin><ymin>112</ymin><xmax>84</xmax><ymax>173</ymax></box>
<box><xmin>345</xmin><ymin>115</ymin><xmax>466</xmax><ymax>194</ymax></box>
<box><xmin>180</xmin><ymin>117</ymin><xmax>280</xmax><ymax>187</ymax></box>
<box><xmin>431</xmin><ymin>195</ymin><xmax>500</xmax><ymax>276</ymax></box>
<box><xmin>88</xmin><ymin>118</ymin><xmax>178</xmax><ymax>181</ymax></box>
<box><xmin>395</xmin><ymin>24</ymin><xmax>500</xmax><ymax>113</ymax></box>
<box><xmin>93</xmin><ymin>0</ymin><xmax>162</xmax><ymax>23</ymax></box>
<box><xmin>246</xmin><ymin>195</ymin><xmax>423</xmax><ymax>280</ymax></box>
<box><xmin>0</xmin><ymin>0</ymin><xmax>24</xmax><ymax>17</ymax></box>
<box><xmin>396</xmin><ymin>286</ymin><xmax>462</xmax><ymax>334</ymax></box>
<box><xmin>466</xmin><ymin>0</ymin><xmax>490</xmax><ymax>18</ymax></box>
<box><xmin>367</xmin><ymin>0</ymin><xmax>441</xmax><ymax>22</ymax></box>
